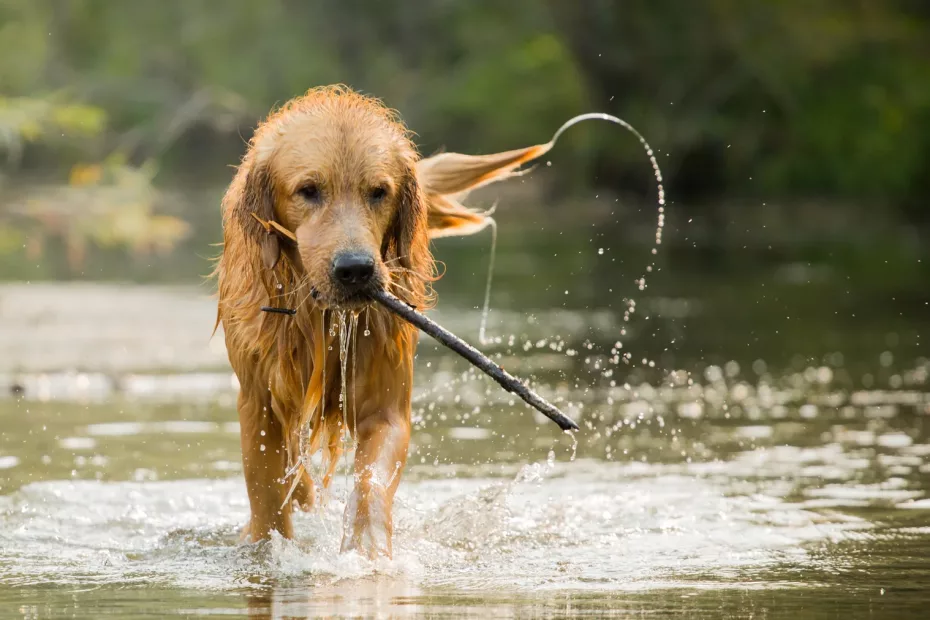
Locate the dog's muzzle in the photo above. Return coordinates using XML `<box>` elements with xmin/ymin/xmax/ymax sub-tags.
<box><xmin>331</xmin><ymin>251</ymin><xmax>376</xmax><ymax>295</ymax></box>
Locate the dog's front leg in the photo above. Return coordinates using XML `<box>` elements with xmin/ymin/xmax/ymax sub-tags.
<box><xmin>341</xmin><ymin>409</ymin><xmax>410</xmax><ymax>559</ymax></box>
<box><xmin>238</xmin><ymin>386</ymin><xmax>293</xmax><ymax>541</ymax></box>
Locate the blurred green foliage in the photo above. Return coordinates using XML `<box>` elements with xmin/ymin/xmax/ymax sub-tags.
<box><xmin>2</xmin><ymin>0</ymin><xmax>926</xmax><ymax>202</ymax></box>
<box><xmin>0</xmin><ymin>93</ymin><xmax>190</xmax><ymax>270</ymax></box>
<box><xmin>0</xmin><ymin>0</ymin><xmax>927</xmax><ymax>275</ymax></box>
<box><xmin>0</xmin><ymin>95</ymin><xmax>105</xmax><ymax>164</ymax></box>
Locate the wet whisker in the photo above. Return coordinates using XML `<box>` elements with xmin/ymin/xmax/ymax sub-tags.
<box><xmin>273</xmin><ymin>276</ymin><xmax>312</xmax><ymax>301</ymax></box>
<box><xmin>387</xmin><ymin>266</ymin><xmax>429</xmax><ymax>282</ymax></box>
<box><xmin>292</xmin><ymin>284</ymin><xmax>320</xmax><ymax>314</ymax></box>
<box><xmin>388</xmin><ymin>280</ymin><xmax>419</xmax><ymax>301</ymax></box>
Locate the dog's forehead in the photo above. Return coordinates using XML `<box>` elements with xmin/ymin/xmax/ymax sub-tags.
<box><xmin>257</xmin><ymin>108</ymin><xmax>409</xmax><ymax>188</ymax></box>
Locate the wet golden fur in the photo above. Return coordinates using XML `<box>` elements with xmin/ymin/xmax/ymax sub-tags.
<box><xmin>215</xmin><ymin>85</ymin><xmax>551</xmax><ymax>558</ymax></box>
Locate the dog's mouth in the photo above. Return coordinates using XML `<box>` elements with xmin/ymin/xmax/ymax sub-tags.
<box><xmin>329</xmin><ymin>290</ymin><xmax>375</xmax><ymax>310</ymax></box>
<box><xmin>316</xmin><ymin>277</ymin><xmax>384</xmax><ymax>311</ymax></box>
<box><xmin>260</xmin><ymin>281</ymin><xmax>380</xmax><ymax>316</ymax></box>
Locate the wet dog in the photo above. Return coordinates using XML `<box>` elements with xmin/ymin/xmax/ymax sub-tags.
<box><xmin>215</xmin><ymin>85</ymin><xmax>545</xmax><ymax>558</ymax></box>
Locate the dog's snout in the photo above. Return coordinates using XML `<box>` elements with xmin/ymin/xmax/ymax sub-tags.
<box><xmin>332</xmin><ymin>252</ymin><xmax>375</xmax><ymax>290</ymax></box>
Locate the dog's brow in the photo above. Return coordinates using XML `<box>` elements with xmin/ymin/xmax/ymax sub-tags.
<box><xmin>367</xmin><ymin>177</ymin><xmax>393</xmax><ymax>190</ymax></box>
<box><xmin>289</xmin><ymin>172</ymin><xmax>325</xmax><ymax>193</ymax></box>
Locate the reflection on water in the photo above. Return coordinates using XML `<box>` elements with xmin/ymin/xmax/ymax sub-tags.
<box><xmin>0</xmin><ymin>272</ymin><xmax>929</xmax><ymax>618</ymax></box>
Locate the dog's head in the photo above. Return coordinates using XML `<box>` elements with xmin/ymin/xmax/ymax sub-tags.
<box><xmin>234</xmin><ymin>87</ymin><xmax>425</xmax><ymax>309</ymax></box>
<box><xmin>232</xmin><ymin>85</ymin><xmax>550</xmax><ymax>310</ymax></box>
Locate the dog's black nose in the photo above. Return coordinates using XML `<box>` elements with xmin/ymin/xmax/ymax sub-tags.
<box><xmin>332</xmin><ymin>252</ymin><xmax>375</xmax><ymax>290</ymax></box>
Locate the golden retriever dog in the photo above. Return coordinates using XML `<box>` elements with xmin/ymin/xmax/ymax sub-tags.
<box><xmin>215</xmin><ymin>85</ymin><xmax>547</xmax><ymax>558</ymax></box>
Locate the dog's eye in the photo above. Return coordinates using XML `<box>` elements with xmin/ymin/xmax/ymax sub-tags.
<box><xmin>368</xmin><ymin>186</ymin><xmax>387</xmax><ymax>203</ymax></box>
<box><xmin>297</xmin><ymin>184</ymin><xmax>321</xmax><ymax>203</ymax></box>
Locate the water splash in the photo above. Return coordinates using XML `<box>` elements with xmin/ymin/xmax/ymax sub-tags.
<box><xmin>350</xmin><ymin>312</ymin><xmax>360</xmax><ymax>453</ymax></box>
<box><xmin>565</xmin><ymin>429</ymin><xmax>579</xmax><ymax>462</ymax></box>
<box><xmin>551</xmin><ymin>113</ymin><xmax>666</xmax><ymax>325</ymax></box>
<box><xmin>477</xmin><ymin>217</ymin><xmax>498</xmax><ymax>346</ymax></box>
<box><xmin>476</xmin><ymin>112</ymin><xmax>666</xmax><ymax>350</ymax></box>
<box><xmin>307</xmin><ymin>309</ymin><xmax>330</xmax><ymax>503</ymax></box>
<box><xmin>335</xmin><ymin>310</ymin><xmax>361</xmax><ymax>499</ymax></box>
<box><xmin>335</xmin><ymin>310</ymin><xmax>350</xmax><ymax>496</ymax></box>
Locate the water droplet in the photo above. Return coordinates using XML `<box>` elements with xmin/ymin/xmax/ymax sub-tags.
<box><xmin>598</xmin><ymin>248</ymin><xmax>604</xmax><ymax>255</ymax></box>
<box><xmin>259</xmin><ymin>444</ymin><xmax>266</xmax><ymax>452</ymax></box>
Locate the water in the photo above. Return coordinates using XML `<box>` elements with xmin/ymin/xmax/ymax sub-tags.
<box><xmin>1</xmin><ymin>197</ymin><xmax>929</xmax><ymax>618</ymax></box>
<box><xmin>1</xmin><ymin>277</ymin><xmax>928</xmax><ymax>618</ymax></box>
<box><xmin>4</xmin><ymin>389</ymin><xmax>929</xmax><ymax>618</ymax></box>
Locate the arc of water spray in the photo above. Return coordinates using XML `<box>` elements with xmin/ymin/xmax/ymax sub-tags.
<box><xmin>476</xmin><ymin>112</ymin><xmax>667</xmax><ymax>343</ymax></box>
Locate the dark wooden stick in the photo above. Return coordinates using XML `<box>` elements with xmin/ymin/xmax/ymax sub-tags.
<box><xmin>260</xmin><ymin>306</ymin><xmax>297</xmax><ymax>315</ymax></box>
<box><xmin>370</xmin><ymin>289</ymin><xmax>579</xmax><ymax>431</ymax></box>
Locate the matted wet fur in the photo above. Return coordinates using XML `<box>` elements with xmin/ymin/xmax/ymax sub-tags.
<box><xmin>214</xmin><ymin>85</ymin><xmax>551</xmax><ymax>558</ymax></box>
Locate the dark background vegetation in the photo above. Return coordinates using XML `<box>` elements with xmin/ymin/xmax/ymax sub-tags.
<box><xmin>0</xmin><ymin>0</ymin><xmax>926</xmax><ymax>336</ymax></box>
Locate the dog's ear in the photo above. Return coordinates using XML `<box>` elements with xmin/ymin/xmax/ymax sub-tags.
<box><xmin>384</xmin><ymin>168</ymin><xmax>428</xmax><ymax>272</ymax></box>
<box><xmin>416</xmin><ymin>143</ymin><xmax>551</xmax><ymax>239</ymax></box>
<box><xmin>235</xmin><ymin>161</ymin><xmax>280</xmax><ymax>270</ymax></box>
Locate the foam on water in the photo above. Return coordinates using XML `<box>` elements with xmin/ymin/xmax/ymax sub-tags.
<box><xmin>0</xmin><ymin>452</ymin><xmax>877</xmax><ymax>594</ymax></box>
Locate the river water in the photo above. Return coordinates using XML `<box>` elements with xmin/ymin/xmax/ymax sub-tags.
<box><xmin>0</xmin><ymin>217</ymin><xmax>928</xmax><ymax>617</ymax></box>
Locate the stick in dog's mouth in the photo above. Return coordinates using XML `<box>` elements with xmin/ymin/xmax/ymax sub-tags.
<box><xmin>251</xmin><ymin>108</ymin><xmax>671</xmax><ymax>434</ymax></box>
<box><xmin>260</xmin><ymin>290</ymin><xmax>579</xmax><ymax>431</ymax></box>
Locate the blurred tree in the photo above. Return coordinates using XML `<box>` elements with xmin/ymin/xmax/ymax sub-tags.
<box><xmin>548</xmin><ymin>0</ymin><xmax>930</xmax><ymax>212</ymax></box>
<box><xmin>0</xmin><ymin>0</ymin><xmax>927</xmax><ymax>264</ymax></box>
